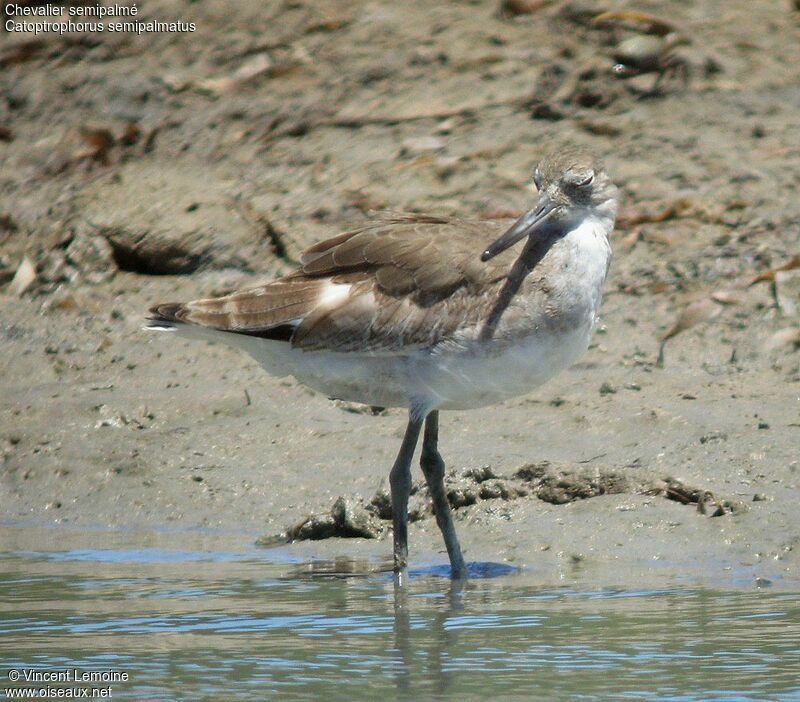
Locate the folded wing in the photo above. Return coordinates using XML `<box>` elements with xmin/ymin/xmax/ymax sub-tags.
<box><xmin>148</xmin><ymin>215</ymin><xmax>512</xmax><ymax>353</ymax></box>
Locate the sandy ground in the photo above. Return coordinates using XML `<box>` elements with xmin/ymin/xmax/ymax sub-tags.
<box><xmin>1</xmin><ymin>0</ymin><xmax>799</xmax><ymax>588</ymax></box>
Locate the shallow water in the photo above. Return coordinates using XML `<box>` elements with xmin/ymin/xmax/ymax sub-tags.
<box><xmin>1</xmin><ymin>527</ymin><xmax>799</xmax><ymax>701</ymax></box>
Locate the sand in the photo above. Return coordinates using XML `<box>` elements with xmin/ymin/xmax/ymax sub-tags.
<box><xmin>1</xmin><ymin>0</ymin><xmax>799</xmax><ymax>589</ymax></box>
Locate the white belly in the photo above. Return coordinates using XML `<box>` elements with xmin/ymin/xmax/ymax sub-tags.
<box><xmin>231</xmin><ymin>311</ymin><xmax>593</xmax><ymax>416</ymax></box>
<box><xmin>410</xmin><ymin>322</ymin><xmax>594</xmax><ymax>411</ymax></box>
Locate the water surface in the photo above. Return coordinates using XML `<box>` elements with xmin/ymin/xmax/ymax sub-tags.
<box><xmin>1</xmin><ymin>527</ymin><xmax>798</xmax><ymax>701</ymax></box>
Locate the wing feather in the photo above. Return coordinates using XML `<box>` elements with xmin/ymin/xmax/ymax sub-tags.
<box><xmin>149</xmin><ymin>215</ymin><xmax>516</xmax><ymax>352</ymax></box>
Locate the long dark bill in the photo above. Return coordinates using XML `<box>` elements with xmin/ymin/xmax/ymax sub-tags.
<box><xmin>481</xmin><ymin>194</ymin><xmax>557</xmax><ymax>262</ymax></box>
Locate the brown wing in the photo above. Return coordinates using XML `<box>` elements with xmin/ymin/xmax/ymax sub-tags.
<box><xmin>148</xmin><ymin>215</ymin><xmax>515</xmax><ymax>353</ymax></box>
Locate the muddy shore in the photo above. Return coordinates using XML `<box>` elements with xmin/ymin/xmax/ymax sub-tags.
<box><xmin>1</xmin><ymin>0</ymin><xmax>799</xmax><ymax>588</ymax></box>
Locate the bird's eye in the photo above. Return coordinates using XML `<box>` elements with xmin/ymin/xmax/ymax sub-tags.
<box><xmin>575</xmin><ymin>172</ymin><xmax>594</xmax><ymax>188</ymax></box>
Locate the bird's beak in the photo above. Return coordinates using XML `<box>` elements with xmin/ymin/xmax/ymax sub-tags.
<box><xmin>481</xmin><ymin>193</ymin><xmax>557</xmax><ymax>262</ymax></box>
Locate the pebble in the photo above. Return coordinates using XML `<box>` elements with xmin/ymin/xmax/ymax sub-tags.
<box><xmin>400</xmin><ymin>135</ymin><xmax>445</xmax><ymax>156</ymax></box>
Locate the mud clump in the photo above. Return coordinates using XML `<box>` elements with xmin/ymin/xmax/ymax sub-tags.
<box><xmin>663</xmin><ymin>478</ymin><xmax>749</xmax><ymax>517</ymax></box>
<box><xmin>286</xmin><ymin>496</ymin><xmax>384</xmax><ymax>541</ymax></box>
<box><xmin>269</xmin><ymin>461</ymin><xmax>744</xmax><ymax>544</ymax></box>
<box><xmin>514</xmin><ymin>461</ymin><xmax>637</xmax><ymax>504</ymax></box>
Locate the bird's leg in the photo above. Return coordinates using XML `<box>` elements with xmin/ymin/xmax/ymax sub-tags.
<box><xmin>390</xmin><ymin>414</ymin><xmax>423</xmax><ymax>576</ymax></box>
<box><xmin>420</xmin><ymin>411</ymin><xmax>467</xmax><ymax>580</ymax></box>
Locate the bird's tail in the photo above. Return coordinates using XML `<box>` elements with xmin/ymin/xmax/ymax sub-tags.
<box><xmin>145</xmin><ymin>302</ymin><xmax>185</xmax><ymax>331</ymax></box>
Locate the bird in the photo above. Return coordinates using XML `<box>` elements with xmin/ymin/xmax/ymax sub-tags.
<box><xmin>147</xmin><ymin>148</ymin><xmax>619</xmax><ymax>580</ymax></box>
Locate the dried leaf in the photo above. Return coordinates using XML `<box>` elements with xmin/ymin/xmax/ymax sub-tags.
<box><xmin>619</xmin><ymin>227</ymin><xmax>641</xmax><ymax>250</ymax></box>
<box><xmin>196</xmin><ymin>53</ymin><xmax>273</xmax><ymax>95</ymax></box>
<box><xmin>710</xmin><ymin>289</ymin><xmax>747</xmax><ymax>305</ymax></box>
<box><xmin>498</xmin><ymin>0</ymin><xmax>553</xmax><ymax>18</ymax></box>
<box><xmin>616</xmin><ymin>199</ymin><xmax>694</xmax><ymax>229</ymax></box>
<box><xmin>642</xmin><ymin>229</ymin><xmax>679</xmax><ymax>246</ymax></box>
<box><xmin>42</xmin><ymin>293</ymin><xmax>79</xmax><ymax>312</ymax></box>
<box><xmin>77</xmin><ymin>126</ymin><xmax>115</xmax><ymax>165</ymax></box>
<box><xmin>118</xmin><ymin>122</ymin><xmax>141</xmax><ymax>146</ymax></box>
<box><xmin>400</xmin><ymin>135</ymin><xmax>445</xmax><ymax>156</ymax></box>
<box><xmin>576</xmin><ymin>118</ymin><xmax>623</xmax><ymax>137</ymax></box>
<box><xmin>480</xmin><ymin>209</ymin><xmax>523</xmax><ymax>220</ymax></box>
<box><xmin>661</xmin><ymin>298</ymin><xmax>722</xmax><ymax>341</ymax></box>
<box><xmin>648</xmin><ymin>281</ymin><xmax>674</xmax><ymax>295</ymax></box>
<box><xmin>304</xmin><ymin>18</ymin><xmax>350</xmax><ymax>34</ymax></box>
<box><xmin>619</xmin><ymin>279</ymin><xmax>674</xmax><ymax>296</ymax></box>
<box><xmin>7</xmin><ymin>257</ymin><xmax>36</xmax><ymax>296</ymax></box>
<box><xmin>79</xmin><ymin>126</ymin><xmax>114</xmax><ymax>152</ymax></box>
<box><xmin>161</xmin><ymin>73</ymin><xmax>190</xmax><ymax>92</ymax></box>
<box><xmin>749</xmin><ymin>255</ymin><xmax>800</xmax><ymax>285</ymax></box>
<box><xmin>592</xmin><ymin>10</ymin><xmax>678</xmax><ymax>36</ymax></box>
<box><xmin>765</xmin><ymin>328</ymin><xmax>800</xmax><ymax>351</ymax></box>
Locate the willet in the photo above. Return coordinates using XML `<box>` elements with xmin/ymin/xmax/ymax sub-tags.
<box><xmin>147</xmin><ymin>148</ymin><xmax>619</xmax><ymax>580</ymax></box>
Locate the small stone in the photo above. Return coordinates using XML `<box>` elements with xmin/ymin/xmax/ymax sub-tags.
<box><xmin>7</xmin><ymin>257</ymin><xmax>36</xmax><ymax>296</ymax></box>
<box><xmin>434</xmin><ymin>118</ymin><xmax>454</xmax><ymax>135</ymax></box>
<box><xmin>400</xmin><ymin>136</ymin><xmax>445</xmax><ymax>156</ymax></box>
<box><xmin>758</xmin><ymin>421</ymin><xmax>770</xmax><ymax>430</ymax></box>
<box><xmin>599</xmin><ymin>382</ymin><xmax>617</xmax><ymax>395</ymax></box>
<box><xmin>753</xmin><ymin>493</ymin><xmax>767</xmax><ymax>502</ymax></box>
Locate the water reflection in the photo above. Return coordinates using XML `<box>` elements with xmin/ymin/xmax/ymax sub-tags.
<box><xmin>0</xmin><ymin>537</ymin><xmax>799</xmax><ymax>701</ymax></box>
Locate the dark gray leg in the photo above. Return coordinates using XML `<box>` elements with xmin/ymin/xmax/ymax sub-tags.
<box><xmin>420</xmin><ymin>411</ymin><xmax>467</xmax><ymax>579</ymax></box>
<box><xmin>390</xmin><ymin>414</ymin><xmax>423</xmax><ymax>576</ymax></box>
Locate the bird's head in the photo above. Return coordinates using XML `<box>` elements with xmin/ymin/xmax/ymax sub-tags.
<box><xmin>482</xmin><ymin>149</ymin><xmax>618</xmax><ymax>262</ymax></box>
